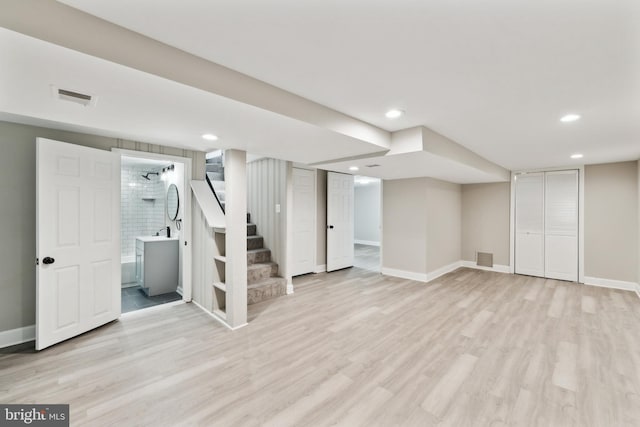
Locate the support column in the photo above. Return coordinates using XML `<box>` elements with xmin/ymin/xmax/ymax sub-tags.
<box><xmin>225</xmin><ymin>149</ymin><xmax>247</xmax><ymax>328</ymax></box>
<box><xmin>284</xmin><ymin>161</ymin><xmax>294</xmax><ymax>294</ymax></box>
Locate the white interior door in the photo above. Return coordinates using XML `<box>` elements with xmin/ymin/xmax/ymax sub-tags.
<box><xmin>327</xmin><ymin>172</ymin><xmax>354</xmax><ymax>272</ymax></box>
<box><xmin>515</xmin><ymin>173</ymin><xmax>545</xmax><ymax>277</ymax></box>
<box><xmin>36</xmin><ymin>138</ymin><xmax>121</xmax><ymax>350</ymax></box>
<box><xmin>292</xmin><ymin>168</ymin><xmax>316</xmax><ymax>276</ymax></box>
<box><xmin>544</xmin><ymin>170</ymin><xmax>578</xmax><ymax>281</ymax></box>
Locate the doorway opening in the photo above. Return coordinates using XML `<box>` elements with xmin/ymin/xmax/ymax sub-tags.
<box><xmin>118</xmin><ymin>152</ymin><xmax>192</xmax><ymax>313</ymax></box>
<box><xmin>353</xmin><ymin>175</ymin><xmax>381</xmax><ymax>272</ymax></box>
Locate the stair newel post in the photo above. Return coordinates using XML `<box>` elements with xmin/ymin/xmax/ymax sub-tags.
<box><xmin>224</xmin><ymin>149</ymin><xmax>248</xmax><ymax>328</ymax></box>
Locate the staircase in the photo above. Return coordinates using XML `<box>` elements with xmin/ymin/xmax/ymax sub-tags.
<box><xmin>246</xmin><ymin>214</ymin><xmax>287</xmax><ymax>304</ymax></box>
<box><xmin>206</xmin><ymin>151</ymin><xmax>225</xmax><ymax>212</ymax></box>
<box><xmin>206</xmin><ymin>150</ymin><xmax>286</xmax><ymax>306</ymax></box>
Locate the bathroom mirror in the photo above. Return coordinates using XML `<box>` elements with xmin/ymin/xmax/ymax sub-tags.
<box><xmin>166</xmin><ymin>184</ymin><xmax>180</xmax><ymax>221</ymax></box>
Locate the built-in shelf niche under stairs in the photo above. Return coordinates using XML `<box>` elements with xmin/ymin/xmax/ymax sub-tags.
<box><xmin>211</xmin><ymin>213</ymin><xmax>286</xmax><ymax>317</ymax></box>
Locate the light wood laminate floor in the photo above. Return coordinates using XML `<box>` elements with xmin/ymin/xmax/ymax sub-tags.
<box><xmin>354</xmin><ymin>244</ymin><xmax>380</xmax><ymax>272</ymax></box>
<box><xmin>2</xmin><ymin>267</ymin><xmax>640</xmax><ymax>426</ymax></box>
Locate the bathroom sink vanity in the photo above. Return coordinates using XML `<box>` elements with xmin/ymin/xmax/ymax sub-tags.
<box><xmin>135</xmin><ymin>236</ymin><xmax>179</xmax><ymax>296</ymax></box>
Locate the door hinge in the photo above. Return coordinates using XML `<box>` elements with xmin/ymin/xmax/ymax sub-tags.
<box><xmin>35</xmin><ymin>258</ymin><xmax>39</xmax><ymax>266</ymax></box>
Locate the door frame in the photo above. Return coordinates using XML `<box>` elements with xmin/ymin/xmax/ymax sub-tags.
<box><xmin>509</xmin><ymin>165</ymin><xmax>584</xmax><ymax>283</ymax></box>
<box><xmin>113</xmin><ymin>149</ymin><xmax>193</xmax><ymax>301</ymax></box>
<box><xmin>291</xmin><ymin>165</ymin><xmax>317</xmax><ymax>277</ymax></box>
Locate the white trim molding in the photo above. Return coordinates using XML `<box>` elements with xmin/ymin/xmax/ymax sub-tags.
<box><xmin>426</xmin><ymin>261</ymin><xmax>464</xmax><ymax>282</ymax></box>
<box><xmin>191</xmin><ymin>300</ymin><xmax>248</xmax><ymax>331</ymax></box>
<box><xmin>460</xmin><ymin>261</ymin><xmax>510</xmax><ymax>274</ymax></box>
<box><xmin>636</xmin><ymin>284</ymin><xmax>640</xmax><ymax>300</ymax></box>
<box><xmin>381</xmin><ymin>267</ymin><xmax>428</xmax><ymax>282</ymax></box>
<box><xmin>314</xmin><ymin>264</ymin><xmax>327</xmax><ymax>273</ymax></box>
<box><xmin>382</xmin><ymin>261</ymin><xmax>463</xmax><ymax>283</ymax></box>
<box><xmin>583</xmin><ymin>276</ymin><xmax>639</xmax><ymax>292</ymax></box>
<box><xmin>354</xmin><ymin>239</ymin><xmax>381</xmax><ymax>247</ymax></box>
<box><xmin>0</xmin><ymin>325</ymin><xmax>35</xmax><ymax>348</ymax></box>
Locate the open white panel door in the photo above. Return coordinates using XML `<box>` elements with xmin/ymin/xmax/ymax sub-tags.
<box><xmin>515</xmin><ymin>173</ymin><xmax>545</xmax><ymax>277</ymax></box>
<box><xmin>544</xmin><ymin>170</ymin><xmax>578</xmax><ymax>281</ymax></box>
<box><xmin>36</xmin><ymin>138</ymin><xmax>121</xmax><ymax>350</ymax></box>
<box><xmin>292</xmin><ymin>168</ymin><xmax>316</xmax><ymax>276</ymax></box>
<box><xmin>327</xmin><ymin>172</ymin><xmax>354</xmax><ymax>272</ymax></box>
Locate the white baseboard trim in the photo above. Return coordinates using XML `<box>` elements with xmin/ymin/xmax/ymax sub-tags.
<box><xmin>121</xmin><ymin>300</ymin><xmax>185</xmax><ymax>318</ymax></box>
<box><xmin>460</xmin><ymin>261</ymin><xmax>511</xmax><ymax>274</ymax></box>
<box><xmin>382</xmin><ymin>261</ymin><xmax>463</xmax><ymax>283</ymax></box>
<box><xmin>191</xmin><ymin>299</ymin><xmax>247</xmax><ymax>330</ymax></box>
<box><xmin>354</xmin><ymin>240</ymin><xmax>380</xmax><ymax>247</ymax></box>
<box><xmin>314</xmin><ymin>264</ymin><xmax>327</xmax><ymax>273</ymax></box>
<box><xmin>0</xmin><ymin>325</ymin><xmax>35</xmax><ymax>349</ymax></box>
<box><xmin>287</xmin><ymin>283</ymin><xmax>294</xmax><ymax>294</ymax></box>
<box><xmin>636</xmin><ymin>284</ymin><xmax>640</xmax><ymax>300</ymax></box>
<box><xmin>426</xmin><ymin>261</ymin><xmax>464</xmax><ymax>282</ymax></box>
<box><xmin>381</xmin><ymin>267</ymin><xmax>428</xmax><ymax>282</ymax></box>
<box><xmin>583</xmin><ymin>276</ymin><xmax>639</xmax><ymax>292</ymax></box>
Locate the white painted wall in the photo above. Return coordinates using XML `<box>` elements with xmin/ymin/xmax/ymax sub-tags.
<box><xmin>246</xmin><ymin>158</ymin><xmax>291</xmax><ymax>281</ymax></box>
<box><xmin>354</xmin><ymin>180</ymin><xmax>381</xmax><ymax>245</ymax></box>
<box><xmin>121</xmin><ymin>164</ymin><xmax>165</xmax><ymax>259</ymax></box>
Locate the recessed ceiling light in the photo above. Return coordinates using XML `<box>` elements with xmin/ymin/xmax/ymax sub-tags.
<box><xmin>570</xmin><ymin>153</ymin><xmax>583</xmax><ymax>159</ymax></box>
<box><xmin>349</xmin><ymin>166</ymin><xmax>359</xmax><ymax>171</ymax></box>
<box><xmin>560</xmin><ymin>114</ymin><xmax>581</xmax><ymax>123</ymax></box>
<box><xmin>202</xmin><ymin>133</ymin><xmax>218</xmax><ymax>141</ymax></box>
<box><xmin>385</xmin><ymin>109</ymin><xmax>404</xmax><ymax>119</ymax></box>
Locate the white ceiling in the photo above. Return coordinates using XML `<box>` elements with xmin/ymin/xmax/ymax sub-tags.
<box><xmin>321</xmin><ymin>151</ymin><xmax>506</xmax><ymax>184</ymax></box>
<box><xmin>57</xmin><ymin>0</ymin><xmax>640</xmax><ymax>170</ymax></box>
<box><xmin>0</xmin><ymin>28</ymin><xmax>387</xmax><ymax>165</ymax></box>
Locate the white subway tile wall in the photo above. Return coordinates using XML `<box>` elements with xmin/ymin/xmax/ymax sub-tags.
<box><xmin>121</xmin><ymin>165</ymin><xmax>166</xmax><ymax>258</ymax></box>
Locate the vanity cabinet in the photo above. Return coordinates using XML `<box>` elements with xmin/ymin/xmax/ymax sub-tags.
<box><xmin>135</xmin><ymin>236</ymin><xmax>179</xmax><ymax>296</ymax></box>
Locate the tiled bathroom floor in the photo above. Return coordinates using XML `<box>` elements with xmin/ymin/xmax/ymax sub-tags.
<box><xmin>121</xmin><ymin>286</ymin><xmax>182</xmax><ymax>313</ymax></box>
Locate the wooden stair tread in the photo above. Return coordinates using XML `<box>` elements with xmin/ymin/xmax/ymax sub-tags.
<box><xmin>247</xmin><ymin>261</ymin><xmax>277</xmax><ymax>271</ymax></box>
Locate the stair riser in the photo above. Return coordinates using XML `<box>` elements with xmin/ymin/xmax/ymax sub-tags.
<box><xmin>247</xmin><ymin>224</ymin><xmax>257</xmax><ymax>236</ymax></box>
<box><xmin>248</xmin><ymin>281</ymin><xmax>287</xmax><ymax>305</ymax></box>
<box><xmin>248</xmin><ymin>264</ymin><xmax>278</xmax><ymax>285</ymax></box>
<box><xmin>247</xmin><ymin>236</ymin><xmax>264</xmax><ymax>250</ymax></box>
<box><xmin>247</xmin><ymin>250</ymin><xmax>271</xmax><ymax>264</ymax></box>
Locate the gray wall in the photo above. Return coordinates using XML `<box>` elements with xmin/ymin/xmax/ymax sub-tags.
<box><xmin>585</xmin><ymin>161</ymin><xmax>638</xmax><ymax>282</ymax></box>
<box><xmin>354</xmin><ymin>181</ymin><xmax>381</xmax><ymax>244</ymax></box>
<box><xmin>382</xmin><ymin>177</ymin><xmax>462</xmax><ymax>276</ymax></box>
<box><xmin>0</xmin><ymin>120</ymin><xmax>205</xmax><ymax>333</ymax></box>
<box><xmin>426</xmin><ymin>178</ymin><xmax>462</xmax><ymax>272</ymax></box>
<box><xmin>382</xmin><ymin>178</ymin><xmax>428</xmax><ymax>274</ymax></box>
<box><xmin>461</xmin><ymin>182</ymin><xmax>511</xmax><ymax>266</ymax></box>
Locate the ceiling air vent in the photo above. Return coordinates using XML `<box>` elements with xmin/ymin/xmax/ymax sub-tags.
<box><xmin>365</xmin><ymin>164</ymin><xmax>380</xmax><ymax>168</ymax></box>
<box><xmin>51</xmin><ymin>85</ymin><xmax>97</xmax><ymax>107</ymax></box>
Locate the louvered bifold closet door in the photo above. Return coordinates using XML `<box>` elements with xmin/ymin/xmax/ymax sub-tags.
<box><xmin>515</xmin><ymin>173</ymin><xmax>545</xmax><ymax>277</ymax></box>
<box><xmin>544</xmin><ymin>170</ymin><xmax>578</xmax><ymax>281</ymax></box>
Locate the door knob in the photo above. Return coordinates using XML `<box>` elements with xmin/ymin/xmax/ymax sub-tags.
<box><xmin>42</xmin><ymin>257</ymin><xmax>55</xmax><ymax>265</ymax></box>
<box><xmin>328</xmin><ymin>225</ymin><xmax>334</xmax><ymax>229</ymax></box>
